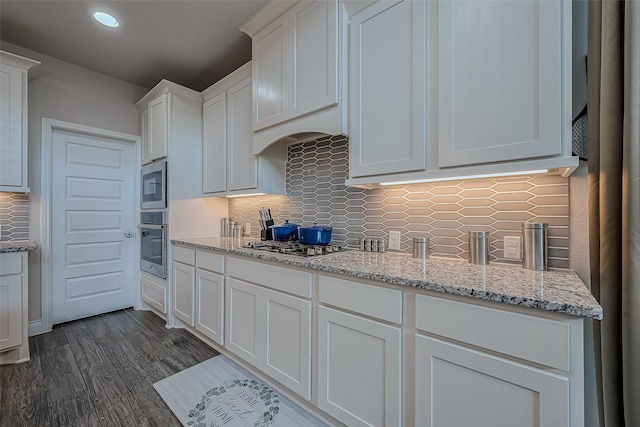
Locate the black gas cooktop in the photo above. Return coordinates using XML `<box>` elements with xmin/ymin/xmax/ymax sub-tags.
<box><xmin>242</xmin><ymin>241</ymin><xmax>348</xmax><ymax>257</ymax></box>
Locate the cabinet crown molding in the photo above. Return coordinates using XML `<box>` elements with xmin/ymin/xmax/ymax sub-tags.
<box><xmin>239</xmin><ymin>0</ymin><xmax>299</xmax><ymax>37</ymax></box>
<box><xmin>135</xmin><ymin>79</ymin><xmax>202</xmax><ymax>109</ymax></box>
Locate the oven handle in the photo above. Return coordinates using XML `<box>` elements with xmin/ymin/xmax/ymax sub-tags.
<box><xmin>138</xmin><ymin>224</ymin><xmax>165</xmax><ymax>229</ymax></box>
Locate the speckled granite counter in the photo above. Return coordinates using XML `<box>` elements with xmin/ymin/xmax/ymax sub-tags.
<box><xmin>0</xmin><ymin>240</ymin><xmax>37</xmax><ymax>253</ymax></box>
<box><xmin>172</xmin><ymin>237</ymin><xmax>603</xmax><ymax>320</ymax></box>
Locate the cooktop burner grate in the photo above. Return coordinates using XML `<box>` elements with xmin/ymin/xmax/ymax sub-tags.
<box><xmin>242</xmin><ymin>241</ymin><xmax>348</xmax><ymax>257</ymax></box>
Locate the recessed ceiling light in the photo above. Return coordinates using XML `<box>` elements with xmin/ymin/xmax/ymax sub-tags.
<box><xmin>93</xmin><ymin>11</ymin><xmax>119</xmax><ymax>28</ymax></box>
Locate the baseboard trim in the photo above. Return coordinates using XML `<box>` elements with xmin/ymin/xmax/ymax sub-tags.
<box><xmin>28</xmin><ymin>319</ymin><xmax>50</xmax><ymax>336</ymax></box>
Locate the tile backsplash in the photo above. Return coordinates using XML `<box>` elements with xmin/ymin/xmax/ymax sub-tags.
<box><xmin>0</xmin><ymin>192</ymin><xmax>30</xmax><ymax>241</ymax></box>
<box><xmin>229</xmin><ymin>135</ymin><xmax>570</xmax><ymax>269</ymax></box>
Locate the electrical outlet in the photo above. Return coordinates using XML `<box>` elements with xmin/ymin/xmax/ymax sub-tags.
<box><xmin>245</xmin><ymin>222</ymin><xmax>251</xmax><ymax>236</ymax></box>
<box><xmin>504</xmin><ymin>236</ymin><xmax>521</xmax><ymax>259</ymax></box>
<box><xmin>389</xmin><ymin>231</ymin><xmax>401</xmax><ymax>250</ymax></box>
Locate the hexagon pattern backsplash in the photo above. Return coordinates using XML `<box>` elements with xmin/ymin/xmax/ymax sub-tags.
<box><xmin>229</xmin><ymin>135</ymin><xmax>570</xmax><ymax>268</ymax></box>
<box><xmin>0</xmin><ymin>192</ymin><xmax>29</xmax><ymax>241</ymax></box>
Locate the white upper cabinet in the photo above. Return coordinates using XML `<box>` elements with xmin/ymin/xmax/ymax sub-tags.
<box><xmin>345</xmin><ymin>0</ymin><xmax>577</xmax><ymax>187</ymax></box>
<box><xmin>349</xmin><ymin>0</ymin><xmax>427</xmax><ymax>178</ymax></box>
<box><xmin>253</xmin><ymin>14</ymin><xmax>289</xmax><ymax>130</ymax></box>
<box><xmin>0</xmin><ymin>51</ymin><xmax>39</xmax><ymax>192</ymax></box>
<box><xmin>145</xmin><ymin>94</ymin><xmax>169</xmax><ymax>164</ymax></box>
<box><xmin>241</xmin><ymin>0</ymin><xmax>346</xmax><ymax>154</ymax></box>
<box><xmin>227</xmin><ymin>76</ymin><xmax>257</xmax><ymax>191</ymax></box>
<box><xmin>437</xmin><ymin>0</ymin><xmax>564</xmax><ymax>168</ymax></box>
<box><xmin>202</xmin><ymin>63</ymin><xmax>286</xmax><ymax>197</ymax></box>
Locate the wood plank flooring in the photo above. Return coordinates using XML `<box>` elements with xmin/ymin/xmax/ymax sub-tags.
<box><xmin>0</xmin><ymin>309</ymin><xmax>219</xmax><ymax>426</ymax></box>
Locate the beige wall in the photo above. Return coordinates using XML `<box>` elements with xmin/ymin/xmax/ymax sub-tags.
<box><xmin>0</xmin><ymin>42</ymin><xmax>149</xmax><ymax>326</ymax></box>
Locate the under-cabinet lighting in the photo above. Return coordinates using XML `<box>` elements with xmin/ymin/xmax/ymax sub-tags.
<box><xmin>379</xmin><ymin>169</ymin><xmax>549</xmax><ymax>186</ymax></box>
<box><xmin>93</xmin><ymin>11</ymin><xmax>119</xmax><ymax>28</ymax></box>
<box><xmin>226</xmin><ymin>193</ymin><xmax>266</xmax><ymax>198</ymax></box>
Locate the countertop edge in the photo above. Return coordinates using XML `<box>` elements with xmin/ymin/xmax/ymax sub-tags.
<box><xmin>171</xmin><ymin>238</ymin><xmax>603</xmax><ymax>320</ymax></box>
<box><xmin>0</xmin><ymin>240</ymin><xmax>38</xmax><ymax>253</ymax></box>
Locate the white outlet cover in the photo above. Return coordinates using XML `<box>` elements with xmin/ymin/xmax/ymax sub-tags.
<box><xmin>389</xmin><ymin>231</ymin><xmax>401</xmax><ymax>250</ymax></box>
<box><xmin>504</xmin><ymin>236</ymin><xmax>521</xmax><ymax>259</ymax></box>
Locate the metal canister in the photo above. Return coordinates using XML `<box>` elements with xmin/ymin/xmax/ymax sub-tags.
<box><xmin>522</xmin><ymin>222</ymin><xmax>548</xmax><ymax>271</ymax></box>
<box><xmin>364</xmin><ymin>238</ymin><xmax>372</xmax><ymax>251</ymax></box>
<box><xmin>412</xmin><ymin>237</ymin><xmax>429</xmax><ymax>259</ymax></box>
<box><xmin>233</xmin><ymin>223</ymin><xmax>243</xmax><ymax>238</ymax></box>
<box><xmin>221</xmin><ymin>218</ymin><xmax>229</xmax><ymax>237</ymax></box>
<box><xmin>227</xmin><ymin>220</ymin><xmax>236</xmax><ymax>237</ymax></box>
<box><xmin>468</xmin><ymin>231</ymin><xmax>490</xmax><ymax>265</ymax></box>
<box><xmin>372</xmin><ymin>239</ymin><xmax>379</xmax><ymax>252</ymax></box>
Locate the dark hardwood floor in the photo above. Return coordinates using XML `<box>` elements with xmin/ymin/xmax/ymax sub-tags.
<box><xmin>0</xmin><ymin>309</ymin><xmax>219</xmax><ymax>426</ymax></box>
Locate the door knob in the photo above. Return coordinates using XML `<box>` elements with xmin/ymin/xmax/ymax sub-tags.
<box><xmin>124</xmin><ymin>230</ymin><xmax>133</xmax><ymax>238</ymax></box>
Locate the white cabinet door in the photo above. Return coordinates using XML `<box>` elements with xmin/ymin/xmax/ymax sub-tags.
<box><xmin>415</xmin><ymin>334</ymin><xmax>569</xmax><ymax>427</ymax></box>
<box><xmin>0</xmin><ymin>64</ymin><xmax>26</xmax><ymax>189</ymax></box>
<box><xmin>202</xmin><ymin>92</ymin><xmax>227</xmax><ymax>193</ymax></box>
<box><xmin>288</xmin><ymin>0</ymin><xmax>338</xmax><ymax>118</ymax></box>
<box><xmin>0</xmin><ymin>274</ymin><xmax>23</xmax><ymax>351</ymax></box>
<box><xmin>227</xmin><ymin>76</ymin><xmax>257</xmax><ymax>191</ymax></box>
<box><xmin>438</xmin><ymin>0</ymin><xmax>563</xmax><ymax>167</ymax></box>
<box><xmin>172</xmin><ymin>261</ymin><xmax>195</xmax><ymax>326</ymax></box>
<box><xmin>349</xmin><ymin>0</ymin><xmax>427</xmax><ymax>178</ymax></box>
<box><xmin>225</xmin><ymin>277</ymin><xmax>261</xmax><ymax>367</ymax></box>
<box><xmin>317</xmin><ymin>306</ymin><xmax>402</xmax><ymax>427</ymax></box>
<box><xmin>261</xmin><ymin>288</ymin><xmax>311</xmax><ymax>400</ymax></box>
<box><xmin>147</xmin><ymin>93</ymin><xmax>169</xmax><ymax>162</ymax></box>
<box><xmin>195</xmin><ymin>267</ymin><xmax>224</xmax><ymax>345</ymax></box>
<box><xmin>140</xmin><ymin>108</ymin><xmax>151</xmax><ymax>165</ymax></box>
<box><xmin>253</xmin><ymin>14</ymin><xmax>289</xmax><ymax>130</ymax></box>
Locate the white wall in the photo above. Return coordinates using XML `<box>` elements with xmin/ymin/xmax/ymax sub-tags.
<box><xmin>0</xmin><ymin>42</ymin><xmax>149</xmax><ymax>326</ymax></box>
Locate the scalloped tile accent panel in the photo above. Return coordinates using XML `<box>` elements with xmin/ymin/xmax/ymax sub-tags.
<box><xmin>229</xmin><ymin>135</ymin><xmax>570</xmax><ymax>268</ymax></box>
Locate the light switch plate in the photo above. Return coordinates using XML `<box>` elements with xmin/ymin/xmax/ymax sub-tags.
<box><xmin>245</xmin><ymin>222</ymin><xmax>251</xmax><ymax>236</ymax></box>
<box><xmin>504</xmin><ymin>236</ymin><xmax>521</xmax><ymax>259</ymax></box>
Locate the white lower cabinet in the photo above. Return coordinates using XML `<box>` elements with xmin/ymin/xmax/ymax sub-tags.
<box><xmin>226</xmin><ymin>277</ymin><xmax>261</xmax><ymax>366</ymax></box>
<box><xmin>171</xmin><ymin>245</ymin><xmax>225</xmax><ymax>344</ymax></box>
<box><xmin>141</xmin><ymin>274</ymin><xmax>168</xmax><ymax>315</ymax></box>
<box><xmin>225</xmin><ymin>256</ymin><xmax>312</xmax><ymax>400</ymax></box>
<box><xmin>0</xmin><ymin>251</ymin><xmax>29</xmax><ymax>364</ymax></box>
<box><xmin>317</xmin><ymin>275</ymin><xmax>403</xmax><ymax>427</ymax></box>
<box><xmin>195</xmin><ymin>268</ymin><xmax>224</xmax><ymax>345</ymax></box>
<box><xmin>415</xmin><ymin>335</ymin><xmax>568</xmax><ymax>427</ymax></box>
<box><xmin>172</xmin><ymin>261</ymin><xmax>195</xmax><ymax>326</ymax></box>
<box><xmin>414</xmin><ymin>293</ymin><xmax>578</xmax><ymax>427</ymax></box>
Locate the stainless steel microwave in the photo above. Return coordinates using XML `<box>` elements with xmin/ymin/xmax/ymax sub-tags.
<box><xmin>141</xmin><ymin>161</ymin><xmax>167</xmax><ymax>209</ymax></box>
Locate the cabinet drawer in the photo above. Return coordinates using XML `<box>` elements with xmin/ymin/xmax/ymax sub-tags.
<box><xmin>0</xmin><ymin>252</ymin><xmax>24</xmax><ymax>276</ymax></box>
<box><xmin>226</xmin><ymin>257</ymin><xmax>312</xmax><ymax>298</ymax></box>
<box><xmin>173</xmin><ymin>245</ymin><xmax>195</xmax><ymax>265</ymax></box>
<box><xmin>196</xmin><ymin>250</ymin><xmax>224</xmax><ymax>273</ymax></box>
<box><xmin>141</xmin><ymin>276</ymin><xmax>167</xmax><ymax>314</ymax></box>
<box><xmin>319</xmin><ymin>275</ymin><xmax>403</xmax><ymax>324</ymax></box>
<box><xmin>415</xmin><ymin>294</ymin><xmax>570</xmax><ymax>371</ymax></box>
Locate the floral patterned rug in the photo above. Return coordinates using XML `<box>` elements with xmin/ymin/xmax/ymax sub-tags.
<box><xmin>153</xmin><ymin>355</ymin><xmax>328</xmax><ymax>427</ymax></box>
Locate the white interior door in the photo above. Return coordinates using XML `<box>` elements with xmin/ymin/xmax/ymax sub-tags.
<box><xmin>51</xmin><ymin>129</ymin><xmax>135</xmax><ymax>324</ymax></box>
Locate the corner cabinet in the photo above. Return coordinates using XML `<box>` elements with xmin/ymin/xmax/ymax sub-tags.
<box><xmin>0</xmin><ymin>51</ymin><xmax>39</xmax><ymax>192</ymax></box>
<box><xmin>202</xmin><ymin>62</ymin><xmax>286</xmax><ymax>196</ymax></box>
<box><xmin>346</xmin><ymin>0</ymin><xmax>577</xmax><ymax>186</ymax></box>
<box><xmin>0</xmin><ymin>251</ymin><xmax>29</xmax><ymax>365</ymax></box>
<box><xmin>240</xmin><ymin>0</ymin><xmax>347</xmax><ymax>154</ymax></box>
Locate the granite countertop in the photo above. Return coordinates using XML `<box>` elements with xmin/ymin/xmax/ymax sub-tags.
<box><xmin>172</xmin><ymin>237</ymin><xmax>603</xmax><ymax>320</ymax></box>
<box><xmin>0</xmin><ymin>240</ymin><xmax>37</xmax><ymax>253</ymax></box>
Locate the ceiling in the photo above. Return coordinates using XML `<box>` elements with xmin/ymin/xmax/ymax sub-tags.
<box><xmin>0</xmin><ymin>0</ymin><xmax>271</xmax><ymax>92</ymax></box>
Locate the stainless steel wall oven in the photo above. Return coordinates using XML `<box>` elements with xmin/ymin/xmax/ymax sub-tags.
<box><xmin>139</xmin><ymin>211</ymin><xmax>167</xmax><ymax>278</ymax></box>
